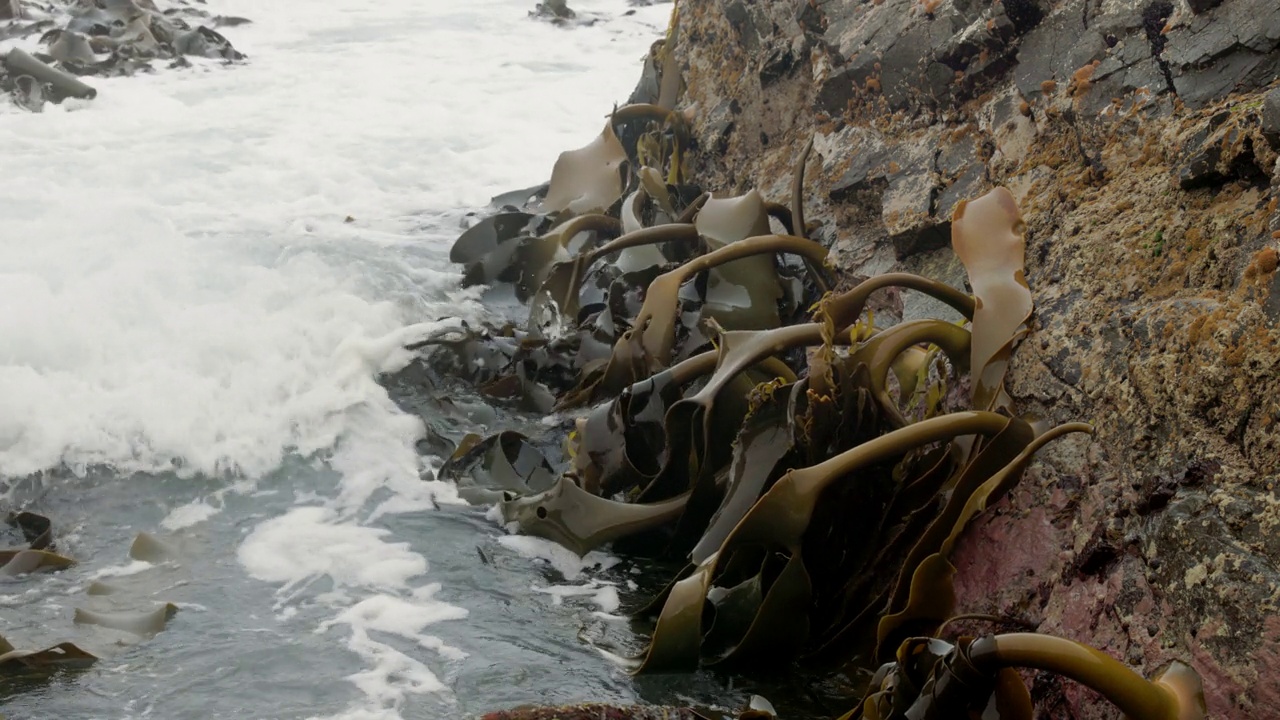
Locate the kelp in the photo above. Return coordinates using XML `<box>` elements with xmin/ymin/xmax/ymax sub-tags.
<box><xmin>0</xmin><ymin>636</ymin><xmax>97</xmax><ymax>685</ymax></box>
<box><xmin>427</xmin><ymin>107</ymin><xmax>1204</xmax><ymax>720</ymax></box>
<box><xmin>1</xmin><ymin>511</ymin><xmax>74</xmax><ymax>575</ymax></box>
<box><xmin>851</xmin><ymin>632</ymin><xmax>1205</xmax><ymax>720</ymax></box>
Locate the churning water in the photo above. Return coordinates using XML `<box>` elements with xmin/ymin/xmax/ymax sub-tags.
<box><xmin>0</xmin><ymin>2</ymin><xmax>748</xmax><ymax>718</ymax></box>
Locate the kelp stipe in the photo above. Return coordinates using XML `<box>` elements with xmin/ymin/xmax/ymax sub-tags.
<box><xmin>851</xmin><ymin>632</ymin><xmax>1206</xmax><ymax>720</ymax></box>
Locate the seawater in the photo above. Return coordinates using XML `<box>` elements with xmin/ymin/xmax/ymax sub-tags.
<box><xmin>0</xmin><ymin>2</ymin><xmax>747</xmax><ymax>718</ymax></box>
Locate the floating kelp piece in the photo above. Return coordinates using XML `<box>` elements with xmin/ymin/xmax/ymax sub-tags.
<box><xmin>951</xmin><ymin>187</ymin><xmax>1030</xmax><ymax>413</ymax></box>
<box><xmin>8</xmin><ymin>74</ymin><xmax>46</xmax><ymax>112</ymax></box>
<box><xmin>3</xmin><ymin>48</ymin><xmax>97</xmax><ymax>100</ymax></box>
<box><xmin>6</xmin><ymin>512</ymin><xmax>52</xmax><ymax>550</ymax></box>
<box><xmin>85</xmin><ymin>580</ymin><xmax>120</xmax><ymax>596</ymax></box>
<box><xmin>501</xmin><ymin>475</ymin><xmax>691</xmax><ymax>556</ymax></box>
<box><xmin>0</xmin><ymin>640</ymin><xmax>97</xmax><ymax>680</ymax></box>
<box><xmin>174</xmin><ymin>26</ymin><xmax>242</xmax><ymax>60</ymax></box>
<box><xmin>0</xmin><ymin>549</ymin><xmax>75</xmax><ymax>576</ymax></box>
<box><xmin>544</xmin><ymin>121</ymin><xmax>628</xmax><ymax>215</ymax></box>
<box><xmin>129</xmin><ymin>532</ymin><xmax>175</xmax><ymax>563</ymax></box>
<box><xmin>73</xmin><ymin>602</ymin><xmax>179</xmax><ymax>636</ymax></box>
<box><xmin>439</xmin><ymin>431</ymin><xmax>557</xmax><ymax>505</ymax></box>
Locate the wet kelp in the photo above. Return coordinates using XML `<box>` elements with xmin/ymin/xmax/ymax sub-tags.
<box><xmin>1</xmin><ymin>0</ymin><xmax>245</xmax><ymax>112</ymax></box>
<box><xmin>421</xmin><ymin>91</ymin><xmax>1205</xmax><ymax>717</ymax></box>
<box><xmin>0</xmin><ymin>511</ymin><xmax>183</xmax><ymax>698</ymax></box>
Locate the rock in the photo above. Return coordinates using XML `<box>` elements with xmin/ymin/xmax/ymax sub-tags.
<box><xmin>1</xmin><ymin>0</ymin><xmax>21</xmax><ymax>21</ymax></box>
<box><xmin>671</xmin><ymin>0</ymin><xmax>1280</xmax><ymax>715</ymax></box>
<box><xmin>881</xmin><ymin>159</ymin><xmax>945</xmax><ymax>260</ymax></box>
<box><xmin>1163</xmin><ymin>0</ymin><xmax>1280</xmax><ymax>107</ymax></box>
<box><xmin>1176</xmin><ymin>111</ymin><xmax>1270</xmax><ymax>190</ymax></box>
<box><xmin>1262</xmin><ymin>88</ymin><xmax>1280</xmax><ymax>150</ymax></box>
<box><xmin>9</xmin><ymin>74</ymin><xmax>46</xmax><ymax>112</ymax></box>
<box><xmin>1187</xmin><ymin>0</ymin><xmax>1225</xmax><ymax>12</ymax></box>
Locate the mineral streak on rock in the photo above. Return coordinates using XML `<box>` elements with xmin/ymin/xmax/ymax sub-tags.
<box><xmin>671</xmin><ymin>0</ymin><xmax>1280</xmax><ymax>715</ymax></box>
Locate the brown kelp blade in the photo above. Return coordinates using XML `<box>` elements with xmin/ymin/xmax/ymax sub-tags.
<box><xmin>951</xmin><ymin>187</ymin><xmax>1031</xmax><ymax>413</ymax></box>
<box><xmin>440</xmin><ymin>430</ymin><xmax>557</xmax><ymax>504</ymax></box>
<box><xmin>694</xmin><ymin>191</ymin><xmax>781</xmax><ymax>331</ymax></box>
<box><xmin>450</xmin><ymin>211</ymin><xmax>542</xmax><ymax>266</ymax></box>
<box><xmin>571</xmin><ymin>349</ymin><xmax>720</xmax><ymax>497</ymax></box>
<box><xmin>0</xmin><ymin>641</ymin><xmax>97</xmax><ymax>679</ymax></box>
<box><xmin>630</xmin><ymin>412</ymin><xmax>1015</xmax><ymax>673</ymax></box>
<box><xmin>0</xmin><ymin>549</ymin><xmax>75</xmax><ymax>575</ymax></box>
<box><xmin>73</xmin><ymin>603</ymin><xmax>179</xmax><ymax>637</ymax></box>
<box><xmin>6</xmin><ymin>511</ymin><xmax>52</xmax><ymax>550</ymax></box>
<box><xmin>847</xmin><ymin>319</ymin><xmax>971</xmax><ymax>428</ymax></box>
<box><xmin>555</xmin><ymin>233</ymin><xmax>826</xmax><ymax>408</ymax></box>
<box><xmin>500</xmin><ymin>476</ymin><xmax>691</xmax><ymax>557</ymax></box>
<box><xmin>532</xmin><ymin>223</ymin><xmax>699</xmax><ymax>326</ymax></box>
<box><xmin>544</xmin><ymin>120</ymin><xmax>628</xmax><ymax>215</ymax></box>
<box><xmin>513</xmin><ymin>214</ymin><xmax>622</xmax><ymax>301</ymax></box>
<box><xmin>874</xmin><ymin>422</ymin><xmax>1093</xmax><ymax>659</ymax></box>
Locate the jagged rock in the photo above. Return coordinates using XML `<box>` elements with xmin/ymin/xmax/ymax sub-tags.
<box><xmin>882</xmin><ymin>163</ymin><xmax>946</xmax><ymax>260</ymax></box>
<box><xmin>1261</xmin><ymin>87</ymin><xmax>1280</xmax><ymax>150</ymax></box>
<box><xmin>672</xmin><ymin>0</ymin><xmax>1280</xmax><ymax>715</ymax></box>
<box><xmin>1163</xmin><ymin>0</ymin><xmax>1280</xmax><ymax>107</ymax></box>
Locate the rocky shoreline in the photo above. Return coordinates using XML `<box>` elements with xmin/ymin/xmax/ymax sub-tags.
<box><xmin>412</xmin><ymin>1</ymin><xmax>1280</xmax><ymax>718</ymax></box>
<box><xmin>1</xmin><ymin>0</ymin><xmax>245</xmax><ymax>112</ymax></box>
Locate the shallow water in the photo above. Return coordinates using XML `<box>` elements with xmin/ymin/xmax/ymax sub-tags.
<box><xmin>0</xmin><ymin>2</ymin><xmax>769</xmax><ymax>718</ymax></box>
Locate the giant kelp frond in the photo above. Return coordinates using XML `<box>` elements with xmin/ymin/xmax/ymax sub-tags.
<box><xmin>430</xmin><ymin>112</ymin><xmax>1205</xmax><ymax>720</ymax></box>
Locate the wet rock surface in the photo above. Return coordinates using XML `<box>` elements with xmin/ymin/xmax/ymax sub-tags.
<box><xmin>672</xmin><ymin>0</ymin><xmax>1280</xmax><ymax>716</ymax></box>
<box><xmin>0</xmin><ymin>0</ymin><xmax>246</xmax><ymax>112</ymax></box>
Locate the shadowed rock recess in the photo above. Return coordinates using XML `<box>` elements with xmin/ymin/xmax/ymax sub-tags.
<box><xmin>422</xmin><ymin>0</ymin><xmax>1277</xmax><ymax>718</ymax></box>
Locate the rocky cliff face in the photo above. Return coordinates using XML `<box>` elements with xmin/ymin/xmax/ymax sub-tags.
<box><xmin>670</xmin><ymin>0</ymin><xmax>1280</xmax><ymax>715</ymax></box>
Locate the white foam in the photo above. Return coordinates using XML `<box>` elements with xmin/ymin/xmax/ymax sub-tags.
<box><xmin>2</xmin><ymin>0</ymin><xmax>671</xmax><ymax>716</ymax></box>
<box><xmin>161</xmin><ymin>500</ymin><xmax>219</xmax><ymax>530</ymax></box>
<box><xmin>497</xmin><ymin>535</ymin><xmax>621</xmax><ymax>581</ymax></box>
<box><xmin>238</xmin><ymin>506</ymin><xmax>427</xmax><ymax>593</ymax></box>
<box><xmin>533</xmin><ymin>582</ymin><xmax>622</xmax><ymax>613</ymax></box>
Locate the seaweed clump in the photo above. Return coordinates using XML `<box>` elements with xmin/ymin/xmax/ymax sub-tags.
<box><xmin>411</xmin><ymin>37</ymin><xmax>1206</xmax><ymax>718</ymax></box>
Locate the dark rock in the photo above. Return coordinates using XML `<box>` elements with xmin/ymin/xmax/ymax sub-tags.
<box><xmin>934</xmin><ymin>163</ymin><xmax>985</xmax><ymax>222</ymax></box>
<box><xmin>1</xmin><ymin>0</ymin><xmax>21</xmax><ymax>21</ymax></box>
<box><xmin>1013</xmin><ymin>2</ymin><xmax>1106</xmax><ymax>100</ymax></box>
<box><xmin>816</xmin><ymin>65</ymin><xmax>858</xmax><ymax>116</ymax></box>
<box><xmin>1186</xmin><ymin>0</ymin><xmax>1225</xmax><ymax>14</ymax></box>
<box><xmin>723</xmin><ymin>0</ymin><xmax>761</xmax><ymax>54</ymax></box>
<box><xmin>1176</xmin><ymin>113</ymin><xmax>1269</xmax><ymax>190</ymax></box>
<box><xmin>1163</xmin><ymin>0</ymin><xmax>1280</xmax><ymax>107</ymax></box>
<box><xmin>882</xmin><ymin>162</ymin><xmax>946</xmax><ymax>259</ymax></box>
<box><xmin>758</xmin><ymin>43</ymin><xmax>796</xmax><ymax>85</ymax></box>
<box><xmin>828</xmin><ymin>135</ymin><xmax>893</xmax><ymax>201</ymax></box>
<box><xmin>1262</xmin><ymin>88</ymin><xmax>1280</xmax><ymax>150</ymax></box>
